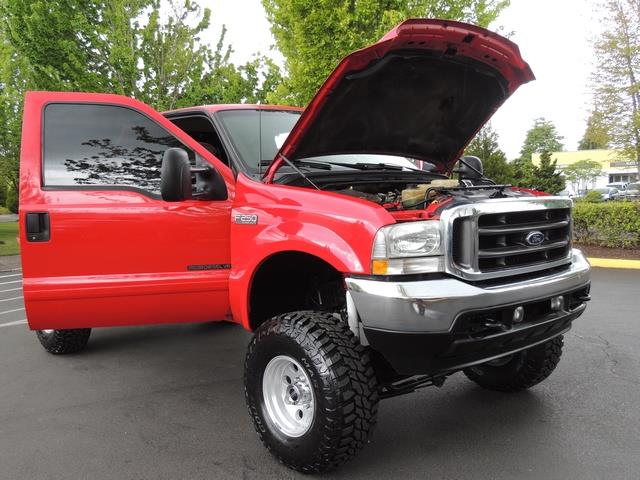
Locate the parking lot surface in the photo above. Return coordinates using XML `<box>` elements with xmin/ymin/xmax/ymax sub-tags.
<box><xmin>1</xmin><ymin>268</ymin><xmax>639</xmax><ymax>479</ymax></box>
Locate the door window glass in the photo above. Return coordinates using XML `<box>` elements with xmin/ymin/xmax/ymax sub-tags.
<box><xmin>43</xmin><ymin>103</ymin><xmax>192</xmax><ymax>194</ymax></box>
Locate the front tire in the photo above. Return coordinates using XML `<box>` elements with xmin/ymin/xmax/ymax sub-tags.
<box><xmin>244</xmin><ymin>311</ymin><xmax>379</xmax><ymax>473</ymax></box>
<box><xmin>36</xmin><ymin>329</ymin><xmax>91</xmax><ymax>354</ymax></box>
<box><xmin>464</xmin><ymin>336</ymin><xmax>564</xmax><ymax>392</ymax></box>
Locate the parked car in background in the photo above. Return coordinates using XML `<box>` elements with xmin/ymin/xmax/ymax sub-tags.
<box><xmin>593</xmin><ymin>187</ymin><xmax>621</xmax><ymax>201</ymax></box>
<box><xmin>622</xmin><ymin>182</ymin><xmax>640</xmax><ymax>200</ymax></box>
<box><xmin>606</xmin><ymin>182</ymin><xmax>628</xmax><ymax>191</ymax></box>
<box><xmin>557</xmin><ymin>188</ymin><xmax>576</xmax><ymax>198</ymax></box>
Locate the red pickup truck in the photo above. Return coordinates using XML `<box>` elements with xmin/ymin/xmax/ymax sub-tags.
<box><xmin>19</xmin><ymin>19</ymin><xmax>591</xmax><ymax>473</ymax></box>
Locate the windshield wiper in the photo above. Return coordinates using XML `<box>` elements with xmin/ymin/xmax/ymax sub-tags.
<box><xmin>348</xmin><ymin>162</ymin><xmax>439</xmax><ymax>174</ymax></box>
<box><xmin>259</xmin><ymin>159</ymin><xmax>334</xmax><ymax>170</ymax></box>
<box><xmin>262</xmin><ymin>158</ymin><xmax>443</xmax><ymax>175</ymax></box>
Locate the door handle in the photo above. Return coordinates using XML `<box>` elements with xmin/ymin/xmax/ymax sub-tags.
<box><xmin>25</xmin><ymin>212</ymin><xmax>50</xmax><ymax>242</ymax></box>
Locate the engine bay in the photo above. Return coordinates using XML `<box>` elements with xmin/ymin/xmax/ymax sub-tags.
<box><xmin>276</xmin><ymin>169</ymin><xmax>538</xmax><ymax>220</ymax></box>
<box><xmin>326</xmin><ymin>178</ymin><xmax>534</xmax><ymax>212</ymax></box>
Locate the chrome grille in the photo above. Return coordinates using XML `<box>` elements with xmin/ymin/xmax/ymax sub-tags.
<box><xmin>477</xmin><ymin>208</ymin><xmax>572</xmax><ymax>272</ymax></box>
<box><xmin>444</xmin><ymin>198</ymin><xmax>574</xmax><ymax>281</ymax></box>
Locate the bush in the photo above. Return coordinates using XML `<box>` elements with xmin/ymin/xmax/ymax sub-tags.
<box><xmin>581</xmin><ymin>190</ymin><xmax>603</xmax><ymax>203</ymax></box>
<box><xmin>573</xmin><ymin>201</ymin><xmax>640</xmax><ymax>248</ymax></box>
<box><xmin>5</xmin><ymin>187</ymin><xmax>18</xmax><ymax>214</ymax></box>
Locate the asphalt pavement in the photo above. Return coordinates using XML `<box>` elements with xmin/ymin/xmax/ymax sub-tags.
<box><xmin>1</xmin><ymin>267</ymin><xmax>639</xmax><ymax>480</ymax></box>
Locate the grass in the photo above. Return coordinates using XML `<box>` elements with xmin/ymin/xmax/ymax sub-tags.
<box><xmin>0</xmin><ymin>221</ymin><xmax>20</xmax><ymax>256</ymax></box>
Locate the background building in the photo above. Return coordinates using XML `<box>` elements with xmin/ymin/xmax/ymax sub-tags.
<box><xmin>533</xmin><ymin>149</ymin><xmax>639</xmax><ymax>192</ymax></box>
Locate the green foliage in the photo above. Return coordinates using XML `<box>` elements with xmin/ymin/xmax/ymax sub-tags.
<box><xmin>2</xmin><ymin>0</ymin><xmax>280</xmax><ymax>109</ymax></box>
<box><xmin>563</xmin><ymin>159</ymin><xmax>603</xmax><ymax>193</ymax></box>
<box><xmin>5</xmin><ymin>186</ymin><xmax>17</xmax><ymax>213</ymax></box>
<box><xmin>0</xmin><ymin>27</ymin><xmax>27</xmax><ymax>194</ymax></box>
<box><xmin>573</xmin><ymin>201</ymin><xmax>640</xmax><ymax>248</ymax></box>
<box><xmin>0</xmin><ymin>181</ymin><xmax>6</xmax><ymax>207</ymax></box>
<box><xmin>578</xmin><ymin>106</ymin><xmax>611</xmax><ymax>150</ymax></box>
<box><xmin>0</xmin><ymin>221</ymin><xmax>19</xmax><ymax>256</ymax></box>
<box><xmin>0</xmin><ymin>0</ymin><xmax>282</xmax><ymax>193</ymax></box>
<box><xmin>518</xmin><ymin>117</ymin><xmax>564</xmax><ymax>162</ymax></box>
<box><xmin>529</xmin><ymin>151</ymin><xmax>565</xmax><ymax>194</ymax></box>
<box><xmin>512</xmin><ymin>118</ymin><xmax>564</xmax><ymax>189</ymax></box>
<box><xmin>465</xmin><ymin>124</ymin><xmax>514</xmax><ymax>184</ymax></box>
<box><xmin>591</xmin><ymin>0</ymin><xmax>640</xmax><ymax>173</ymax></box>
<box><xmin>262</xmin><ymin>0</ymin><xmax>511</xmax><ymax>105</ymax></box>
<box><xmin>581</xmin><ymin>190</ymin><xmax>604</xmax><ymax>203</ymax></box>
<box><xmin>511</xmin><ymin>156</ymin><xmax>535</xmax><ymax>186</ymax></box>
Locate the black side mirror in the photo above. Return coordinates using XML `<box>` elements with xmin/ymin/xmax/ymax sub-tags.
<box><xmin>161</xmin><ymin>148</ymin><xmax>193</xmax><ymax>202</ymax></box>
<box><xmin>458</xmin><ymin>155</ymin><xmax>484</xmax><ymax>180</ymax></box>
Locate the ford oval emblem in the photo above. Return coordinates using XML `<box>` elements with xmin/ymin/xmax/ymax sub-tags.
<box><xmin>525</xmin><ymin>230</ymin><xmax>545</xmax><ymax>246</ymax></box>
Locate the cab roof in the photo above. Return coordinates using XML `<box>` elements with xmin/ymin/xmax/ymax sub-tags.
<box><xmin>163</xmin><ymin>104</ymin><xmax>304</xmax><ymax>115</ymax></box>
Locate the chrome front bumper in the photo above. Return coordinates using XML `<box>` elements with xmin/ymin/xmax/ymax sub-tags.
<box><xmin>345</xmin><ymin>249</ymin><xmax>591</xmax><ymax>334</ymax></box>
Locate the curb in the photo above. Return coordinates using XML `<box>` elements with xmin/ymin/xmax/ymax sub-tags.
<box><xmin>589</xmin><ymin>257</ymin><xmax>640</xmax><ymax>270</ymax></box>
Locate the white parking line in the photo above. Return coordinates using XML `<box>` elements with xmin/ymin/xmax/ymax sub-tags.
<box><xmin>0</xmin><ymin>287</ymin><xmax>22</xmax><ymax>293</ymax></box>
<box><xmin>0</xmin><ymin>280</ymin><xmax>22</xmax><ymax>286</ymax></box>
<box><xmin>0</xmin><ymin>273</ymin><xmax>22</xmax><ymax>280</ymax></box>
<box><xmin>0</xmin><ymin>307</ymin><xmax>25</xmax><ymax>315</ymax></box>
<box><xmin>0</xmin><ymin>296</ymin><xmax>23</xmax><ymax>303</ymax></box>
<box><xmin>0</xmin><ymin>319</ymin><xmax>27</xmax><ymax>328</ymax></box>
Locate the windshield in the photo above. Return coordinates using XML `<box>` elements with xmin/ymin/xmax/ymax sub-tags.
<box><xmin>628</xmin><ymin>183</ymin><xmax>640</xmax><ymax>191</ymax></box>
<box><xmin>216</xmin><ymin>109</ymin><xmax>301</xmax><ymax>171</ymax></box>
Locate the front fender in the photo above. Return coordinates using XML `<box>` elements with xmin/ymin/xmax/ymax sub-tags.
<box><xmin>229</xmin><ymin>174</ymin><xmax>394</xmax><ymax>330</ymax></box>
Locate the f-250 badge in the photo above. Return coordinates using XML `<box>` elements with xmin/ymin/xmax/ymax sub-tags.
<box><xmin>234</xmin><ymin>214</ymin><xmax>258</xmax><ymax>225</ymax></box>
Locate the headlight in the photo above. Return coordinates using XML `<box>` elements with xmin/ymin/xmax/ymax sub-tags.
<box><xmin>371</xmin><ymin>221</ymin><xmax>444</xmax><ymax>275</ymax></box>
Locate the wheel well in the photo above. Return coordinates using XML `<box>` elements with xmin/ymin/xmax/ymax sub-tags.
<box><xmin>249</xmin><ymin>252</ymin><xmax>344</xmax><ymax>331</ymax></box>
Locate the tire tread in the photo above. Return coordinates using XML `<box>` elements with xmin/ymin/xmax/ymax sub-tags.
<box><xmin>464</xmin><ymin>335</ymin><xmax>564</xmax><ymax>392</ymax></box>
<box><xmin>36</xmin><ymin>329</ymin><xmax>91</xmax><ymax>354</ymax></box>
<box><xmin>244</xmin><ymin>311</ymin><xmax>378</xmax><ymax>473</ymax></box>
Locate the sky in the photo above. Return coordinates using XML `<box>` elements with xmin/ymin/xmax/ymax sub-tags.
<box><xmin>202</xmin><ymin>0</ymin><xmax>602</xmax><ymax>159</ymax></box>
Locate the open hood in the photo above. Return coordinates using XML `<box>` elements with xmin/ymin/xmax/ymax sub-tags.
<box><xmin>266</xmin><ymin>19</ymin><xmax>534</xmax><ymax>180</ymax></box>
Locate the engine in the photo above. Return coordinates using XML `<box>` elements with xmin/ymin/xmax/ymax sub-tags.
<box><xmin>328</xmin><ymin>179</ymin><xmax>537</xmax><ymax>215</ymax></box>
<box><xmin>277</xmin><ymin>170</ymin><xmax>537</xmax><ymax>214</ymax></box>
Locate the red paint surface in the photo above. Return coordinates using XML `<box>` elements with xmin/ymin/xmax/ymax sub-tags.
<box><xmin>20</xmin><ymin>92</ymin><xmax>235</xmax><ymax>330</ymax></box>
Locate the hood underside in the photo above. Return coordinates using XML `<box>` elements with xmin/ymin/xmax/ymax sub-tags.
<box><xmin>268</xmin><ymin>19</ymin><xmax>534</xmax><ymax>179</ymax></box>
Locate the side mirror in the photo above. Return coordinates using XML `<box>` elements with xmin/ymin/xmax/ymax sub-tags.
<box><xmin>458</xmin><ymin>155</ymin><xmax>484</xmax><ymax>180</ymax></box>
<box><xmin>161</xmin><ymin>148</ymin><xmax>193</xmax><ymax>202</ymax></box>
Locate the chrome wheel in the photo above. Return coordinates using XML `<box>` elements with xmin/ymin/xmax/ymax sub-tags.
<box><xmin>262</xmin><ymin>355</ymin><xmax>315</xmax><ymax>438</ymax></box>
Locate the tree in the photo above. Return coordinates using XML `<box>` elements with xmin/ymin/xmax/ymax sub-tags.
<box><xmin>465</xmin><ymin>124</ymin><xmax>514</xmax><ymax>184</ymax></box>
<box><xmin>2</xmin><ymin>0</ymin><xmax>279</xmax><ymax>110</ymax></box>
<box><xmin>578</xmin><ymin>105</ymin><xmax>611</xmax><ymax>150</ymax></box>
<box><xmin>0</xmin><ymin>0</ymin><xmax>281</xmax><ymax>193</ymax></box>
<box><xmin>562</xmin><ymin>159</ymin><xmax>603</xmax><ymax>194</ymax></box>
<box><xmin>590</xmin><ymin>0</ymin><xmax>640</xmax><ymax>174</ymax></box>
<box><xmin>530</xmin><ymin>151</ymin><xmax>565</xmax><ymax>194</ymax></box>
<box><xmin>518</xmin><ymin>117</ymin><xmax>564</xmax><ymax>161</ymax></box>
<box><xmin>0</xmin><ymin>25</ymin><xmax>29</xmax><ymax>203</ymax></box>
<box><xmin>262</xmin><ymin>0</ymin><xmax>511</xmax><ymax>105</ymax></box>
<box><xmin>513</xmin><ymin>117</ymin><xmax>564</xmax><ymax>187</ymax></box>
